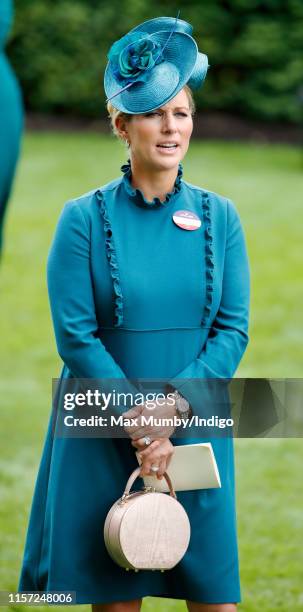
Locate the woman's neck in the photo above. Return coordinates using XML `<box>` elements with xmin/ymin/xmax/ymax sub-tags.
<box><xmin>129</xmin><ymin>157</ymin><xmax>179</xmax><ymax>203</ymax></box>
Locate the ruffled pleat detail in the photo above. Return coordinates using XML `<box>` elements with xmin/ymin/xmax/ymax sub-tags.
<box><xmin>120</xmin><ymin>158</ymin><xmax>183</xmax><ymax>208</ymax></box>
<box><xmin>96</xmin><ymin>189</ymin><xmax>123</xmax><ymax>327</ymax></box>
<box><xmin>201</xmin><ymin>192</ymin><xmax>214</xmax><ymax>326</ymax></box>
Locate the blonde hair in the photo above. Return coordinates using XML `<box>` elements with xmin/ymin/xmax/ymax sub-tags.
<box><xmin>106</xmin><ymin>84</ymin><xmax>196</xmax><ymax>147</ymax></box>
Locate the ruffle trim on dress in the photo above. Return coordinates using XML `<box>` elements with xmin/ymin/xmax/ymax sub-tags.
<box><xmin>120</xmin><ymin>158</ymin><xmax>183</xmax><ymax>209</ymax></box>
<box><xmin>96</xmin><ymin>189</ymin><xmax>123</xmax><ymax>327</ymax></box>
<box><xmin>201</xmin><ymin>192</ymin><xmax>214</xmax><ymax>326</ymax></box>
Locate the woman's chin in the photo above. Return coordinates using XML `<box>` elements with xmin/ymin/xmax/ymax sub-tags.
<box><xmin>152</xmin><ymin>150</ymin><xmax>182</xmax><ymax>169</ymax></box>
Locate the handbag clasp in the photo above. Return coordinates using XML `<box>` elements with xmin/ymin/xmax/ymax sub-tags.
<box><xmin>143</xmin><ymin>485</ymin><xmax>156</xmax><ymax>493</ymax></box>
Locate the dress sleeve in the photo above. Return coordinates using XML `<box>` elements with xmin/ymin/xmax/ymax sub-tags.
<box><xmin>47</xmin><ymin>200</ymin><xmax>138</xmax><ymax>404</ymax></box>
<box><xmin>167</xmin><ymin>198</ymin><xmax>250</xmax><ymax>417</ymax></box>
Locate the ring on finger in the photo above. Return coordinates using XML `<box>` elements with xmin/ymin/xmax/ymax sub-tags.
<box><xmin>143</xmin><ymin>436</ymin><xmax>152</xmax><ymax>446</ymax></box>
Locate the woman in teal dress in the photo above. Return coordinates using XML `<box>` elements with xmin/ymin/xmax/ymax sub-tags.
<box><xmin>0</xmin><ymin>0</ymin><xmax>23</xmax><ymax>255</ymax></box>
<box><xmin>18</xmin><ymin>16</ymin><xmax>250</xmax><ymax>611</ymax></box>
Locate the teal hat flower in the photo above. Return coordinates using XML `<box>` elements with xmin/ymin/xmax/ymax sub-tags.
<box><xmin>107</xmin><ymin>32</ymin><xmax>164</xmax><ymax>86</ymax></box>
<box><xmin>104</xmin><ymin>13</ymin><xmax>209</xmax><ymax>114</ymax></box>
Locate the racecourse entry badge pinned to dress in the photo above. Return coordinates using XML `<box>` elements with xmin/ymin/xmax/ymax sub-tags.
<box><xmin>173</xmin><ymin>210</ymin><xmax>202</xmax><ymax>231</ymax></box>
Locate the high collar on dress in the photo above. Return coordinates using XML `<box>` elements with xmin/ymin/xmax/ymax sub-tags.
<box><xmin>120</xmin><ymin>158</ymin><xmax>183</xmax><ymax>209</ymax></box>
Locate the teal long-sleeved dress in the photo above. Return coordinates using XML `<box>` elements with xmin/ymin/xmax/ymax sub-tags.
<box><xmin>0</xmin><ymin>0</ymin><xmax>23</xmax><ymax>254</ymax></box>
<box><xmin>19</xmin><ymin>159</ymin><xmax>250</xmax><ymax>605</ymax></box>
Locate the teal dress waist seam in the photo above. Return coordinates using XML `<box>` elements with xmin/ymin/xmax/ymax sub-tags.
<box><xmin>98</xmin><ymin>326</ymin><xmax>212</xmax><ymax>332</ymax></box>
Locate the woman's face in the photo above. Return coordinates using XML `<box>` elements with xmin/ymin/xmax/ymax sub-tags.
<box><xmin>119</xmin><ymin>88</ymin><xmax>193</xmax><ymax>171</ymax></box>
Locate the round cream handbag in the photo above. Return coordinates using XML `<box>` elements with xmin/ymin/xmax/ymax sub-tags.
<box><xmin>104</xmin><ymin>466</ymin><xmax>191</xmax><ymax>571</ymax></box>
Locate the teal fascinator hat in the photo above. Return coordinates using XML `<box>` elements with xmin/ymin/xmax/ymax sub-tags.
<box><xmin>104</xmin><ymin>13</ymin><xmax>209</xmax><ymax>114</ymax></box>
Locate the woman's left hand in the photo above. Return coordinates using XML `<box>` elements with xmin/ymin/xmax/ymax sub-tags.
<box><xmin>136</xmin><ymin>437</ymin><xmax>175</xmax><ymax>480</ymax></box>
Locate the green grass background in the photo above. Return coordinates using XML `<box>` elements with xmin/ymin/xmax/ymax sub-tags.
<box><xmin>0</xmin><ymin>133</ymin><xmax>303</xmax><ymax>611</ymax></box>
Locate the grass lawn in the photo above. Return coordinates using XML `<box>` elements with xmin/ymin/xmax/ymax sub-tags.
<box><xmin>0</xmin><ymin>133</ymin><xmax>302</xmax><ymax>611</ymax></box>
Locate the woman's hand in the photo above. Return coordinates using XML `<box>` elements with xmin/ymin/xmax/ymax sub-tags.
<box><xmin>122</xmin><ymin>396</ymin><xmax>178</xmax><ymax>441</ymax></box>
<box><xmin>121</xmin><ymin>399</ymin><xmax>177</xmax><ymax>479</ymax></box>
<box><xmin>134</xmin><ymin>438</ymin><xmax>175</xmax><ymax>480</ymax></box>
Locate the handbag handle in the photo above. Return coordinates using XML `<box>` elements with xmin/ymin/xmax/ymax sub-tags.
<box><xmin>123</xmin><ymin>466</ymin><xmax>177</xmax><ymax>499</ymax></box>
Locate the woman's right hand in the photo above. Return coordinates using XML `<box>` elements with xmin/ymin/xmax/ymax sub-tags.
<box><xmin>122</xmin><ymin>397</ymin><xmax>178</xmax><ymax>441</ymax></box>
<box><xmin>134</xmin><ymin>438</ymin><xmax>175</xmax><ymax>480</ymax></box>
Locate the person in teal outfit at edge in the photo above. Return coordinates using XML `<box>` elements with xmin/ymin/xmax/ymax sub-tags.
<box><xmin>18</xmin><ymin>15</ymin><xmax>250</xmax><ymax>612</ymax></box>
<box><xmin>0</xmin><ymin>0</ymin><xmax>23</xmax><ymax>255</ymax></box>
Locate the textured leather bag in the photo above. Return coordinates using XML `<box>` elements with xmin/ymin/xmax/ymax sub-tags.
<box><xmin>104</xmin><ymin>466</ymin><xmax>191</xmax><ymax>571</ymax></box>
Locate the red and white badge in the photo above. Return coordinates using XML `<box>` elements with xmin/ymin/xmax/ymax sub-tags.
<box><xmin>172</xmin><ymin>210</ymin><xmax>202</xmax><ymax>231</ymax></box>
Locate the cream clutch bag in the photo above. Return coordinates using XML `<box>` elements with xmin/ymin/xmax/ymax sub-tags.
<box><xmin>136</xmin><ymin>442</ymin><xmax>221</xmax><ymax>492</ymax></box>
<box><xmin>104</xmin><ymin>466</ymin><xmax>191</xmax><ymax>571</ymax></box>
